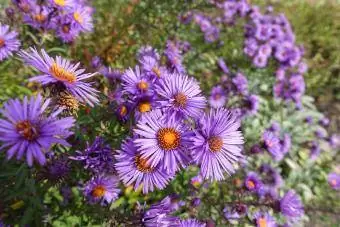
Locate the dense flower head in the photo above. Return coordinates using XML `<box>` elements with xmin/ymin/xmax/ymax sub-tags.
<box><xmin>327</xmin><ymin>173</ymin><xmax>340</xmax><ymax>190</ymax></box>
<box><xmin>115</xmin><ymin>137</ymin><xmax>174</xmax><ymax>194</ymax></box>
<box><xmin>262</xmin><ymin>131</ymin><xmax>282</xmax><ymax>161</ymax></box>
<box><xmin>37</xmin><ymin>156</ymin><xmax>71</xmax><ymax>183</ymax></box>
<box><xmin>209</xmin><ymin>85</ymin><xmax>227</xmax><ymax>109</ymax></box>
<box><xmin>156</xmin><ymin>73</ymin><xmax>206</xmax><ymax>120</ymax></box>
<box><xmin>23</xmin><ymin>5</ymin><xmax>52</xmax><ymax>30</ymax></box>
<box><xmin>83</xmin><ymin>174</ymin><xmax>120</xmax><ymax>205</ymax></box>
<box><xmin>280</xmin><ymin>190</ymin><xmax>304</xmax><ymax>220</ymax></box>
<box><xmin>0</xmin><ymin>94</ymin><xmax>75</xmax><ymax>166</ymax></box>
<box><xmin>70</xmin><ymin>137</ymin><xmax>115</xmax><ymax>173</ymax></box>
<box><xmin>122</xmin><ymin>66</ymin><xmax>154</xmax><ymax>97</ymax></box>
<box><xmin>253</xmin><ymin>212</ymin><xmax>277</xmax><ymax>227</ymax></box>
<box><xmin>142</xmin><ymin>196</ymin><xmax>180</xmax><ymax>226</ymax></box>
<box><xmin>134</xmin><ymin>110</ymin><xmax>193</xmax><ymax>173</ymax></box>
<box><xmin>259</xmin><ymin>164</ymin><xmax>282</xmax><ymax>188</ymax></box>
<box><xmin>232</xmin><ymin>72</ymin><xmax>248</xmax><ymax>95</ymax></box>
<box><xmin>137</xmin><ymin>45</ymin><xmax>160</xmax><ymax>62</ymax></box>
<box><xmin>19</xmin><ymin>48</ymin><xmax>99</xmax><ymax>106</ymax></box>
<box><xmin>191</xmin><ymin>108</ymin><xmax>244</xmax><ymax>181</ymax></box>
<box><xmin>164</xmin><ymin>40</ymin><xmax>186</xmax><ymax>73</ymax></box>
<box><xmin>244</xmin><ymin>171</ymin><xmax>262</xmax><ymax>192</ymax></box>
<box><xmin>0</xmin><ymin>23</ymin><xmax>20</xmax><ymax>61</ymax></box>
<box><xmin>242</xmin><ymin>94</ymin><xmax>259</xmax><ymax>115</ymax></box>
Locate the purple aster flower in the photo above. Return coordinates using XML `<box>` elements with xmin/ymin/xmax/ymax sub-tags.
<box><xmin>23</xmin><ymin>5</ymin><xmax>52</xmax><ymax>30</ymax></box>
<box><xmin>0</xmin><ymin>94</ymin><xmax>75</xmax><ymax>166</ymax></box>
<box><xmin>137</xmin><ymin>45</ymin><xmax>160</xmax><ymax>62</ymax></box>
<box><xmin>69</xmin><ymin>5</ymin><xmax>93</xmax><ymax>32</ymax></box>
<box><xmin>243</xmin><ymin>94</ymin><xmax>260</xmax><ymax>115</ymax></box>
<box><xmin>232</xmin><ymin>73</ymin><xmax>248</xmax><ymax>95</ymax></box>
<box><xmin>262</xmin><ymin>131</ymin><xmax>283</xmax><ymax>161</ymax></box>
<box><xmin>12</xmin><ymin>0</ymin><xmax>36</xmax><ymax>13</ymax></box>
<box><xmin>139</xmin><ymin>56</ymin><xmax>168</xmax><ymax>79</ymax></box>
<box><xmin>191</xmin><ymin>174</ymin><xmax>203</xmax><ymax>188</ymax></box>
<box><xmin>269</xmin><ymin>122</ymin><xmax>281</xmax><ymax>132</ymax></box>
<box><xmin>250</xmin><ymin>144</ymin><xmax>263</xmax><ymax>154</ymax></box>
<box><xmin>191</xmin><ymin>108</ymin><xmax>244</xmax><ymax>181</ymax></box>
<box><xmin>19</xmin><ymin>48</ymin><xmax>99</xmax><ymax>106</ymax></box>
<box><xmin>319</xmin><ymin>117</ymin><xmax>330</xmax><ymax>127</ymax></box>
<box><xmin>134</xmin><ymin>110</ymin><xmax>192</xmax><ymax>173</ymax></box>
<box><xmin>217</xmin><ymin>58</ymin><xmax>230</xmax><ymax>74</ymax></box>
<box><xmin>179</xmin><ymin>11</ymin><xmax>193</xmax><ymax>24</ymax></box>
<box><xmin>305</xmin><ymin>116</ymin><xmax>313</xmax><ymax>124</ymax></box>
<box><xmin>55</xmin><ymin>15</ymin><xmax>81</xmax><ymax>43</ymax></box>
<box><xmin>133</xmin><ymin>95</ymin><xmax>157</xmax><ymax>121</ymax></box>
<box><xmin>253</xmin><ymin>54</ymin><xmax>268</xmax><ymax>68</ymax></box>
<box><xmin>258</xmin><ymin>186</ymin><xmax>279</xmax><ymax>203</ymax></box>
<box><xmin>329</xmin><ymin>134</ymin><xmax>340</xmax><ymax>149</ymax></box>
<box><xmin>164</xmin><ymin>40</ymin><xmax>186</xmax><ymax>74</ymax></box>
<box><xmin>169</xmin><ymin>194</ymin><xmax>185</xmax><ymax>212</ymax></box>
<box><xmin>253</xmin><ymin>212</ymin><xmax>277</xmax><ymax>227</ymax></box>
<box><xmin>204</xmin><ymin>26</ymin><xmax>220</xmax><ymax>43</ymax></box>
<box><xmin>70</xmin><ymin>137</ymin><xmax>115</xmax><ymax>173</ymax></box>
<box><xmin>328</xmin><ymin>173</ymin><xmax>340</xmax><ymax>190</ymax></box>
<box><xmin>142</xmin><ymin>196</ymin><xmax>180</xmax><ymax>226</ymax></box>
<box><xmin>180</xmin><ymin>219</ymin><xmax>206</xmax><ymax>227</ymax></box>
<box><xmin>310</xmin><ymin>141</ymin><xmax>320</xmax><ymax>160</ymax></box>
<box><xmin>115</xmin><ymin>103</ymin><xmax>131</xmax><ymax>122</ymax></box>
<box><xmin>258</xmin><ymin>44</ymin><xmax>272</xmax><ymax>57</ymax></box>
<box><xmin>223</xmin><ymin>204</ymin><xmax>248</xmax><ymax>220</ymax></box>
<box><xmin>122</xmin><ymin>66</ymin><xmax>154</xmax><ymax>97</ymax></box>
<box><xmin>83</xmin><ymin>174</ymin><xmax>120</xmax><ymax>205</ymax></box>
<box><xmin>156</xmin><ymin>73</ymin><xmax>206</xmax><ymax>120</ymax></box>
<box><xmin>280</xmin><ymin>190</ymin><xmax>304</xmax><ymax>220</ymax></box>
<box><xmin>259</xmin><ymin>164</ymin><xmax>282</xmax><ymax>188</ymax></box>
<box><xmin>315</xmin><ymin>129</ymin><xmax>327</xmax><ymax>139</ymax></box>
<box><xmin>191</xmin><ymin>198</ymin><xmax>201</xmax><ymax>207</ymax></box>
<box><xmin>115</xmin><ymin>138</ymin><xmax>174</xmax><ymax>194</ymax></box>
<box><xmin>37</xmin><ymin>156</ymin><xmax>71</xmax><ymax>184</ymax></box>
<box><xmin>244</xmin><ymin>171</ymin><xmax>262</xmax><ymax>192</ymax></box>
<box><xmin>91</xmin><ymin>56</ymin><xmax>102</xmax><ymax>69</ymax></box>
<box><xmin>0</xmin><ymin>23</ymin><xmax>20</xmax><ymax>61</ymax></box>
<box><xmin>209</xmin><ymin>85</ymin><xmax>227</xmax><ymax>109</ymax></box>
<box><xmin>100</xmin><ymin>67</ymin><xmax>122</xmax><ymax>83</ymax></box>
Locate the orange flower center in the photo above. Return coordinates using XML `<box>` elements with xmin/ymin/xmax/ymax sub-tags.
<box><xmin>34</xmin><ymin>14</ymin><xmax>46</xmax><ymax>23</ymax></box>
<box><xmin>152</xmin><ymin>67</ymin><xmax>161</xmax><ymax>77</ymax></box>
<box><xmin>0</xmin><ymin>38</ymin><xmax>5</xmax><ymax>48</ymax></box>
<box><xmin>62</xmin><ymin>25</ymin><xmax>70</xmax><ymax>33</ymax></box>
<box><xmin>157</xmin><ymin>128</ymin><xmax>181</xmax><ymax>151</ymax></box>
<box><xmin>258</xmin><ymin>218</ymin><xmax>267</xmax><ymax>227</ymax></box>
<box><xmin>54</xmin><ymin>0</ymin><xmax>65</xmax><ymax>6</ymax></box>
<box><xmin>135</xmin><ymin>155</ymin><xmax>154</xmax><ymax>173</ymax></box>
<box><xmin>213</xmin><ymin>94</ymin><xmax>221</xmax><ymax>100</ymax></box>
<box><xmin>73</xmin><ymin>12</ymin><xmax>83</xmax><ymax>24</ymax></box>
<box><xmin>16</xmin><ymin>120</ymin><xmax>38</xmax><ymax>141</ymax></box>
<box><xmin>246</xmin><ymin>180</ymin><xmax>255</xmax><ymax>189</ymax></box>
<box><xmin>137</xmin><ymin>81</ymin><xmax>149</xmax><ymax>91</ymax></box>
<box><xmin>119</xmin><ymin>105</ymin><xmax>128</xmax><ymax>116</ymax></box>
<box><xmin>50</xmin><ymin>63</ymin><xmax>76</xmax><ymax>83</ymax></box>
<box><xmin>138</xmin><ymin>101</ymin><xmax>151</xmax><ymax>113</ymax></box>
<box><xmin>91</xmin><ymin>185</ymin><xmax>106</xmax><ymax>198</ymax></box>
<box><xmin>174</xmin><ymin>92</ymin><xmax>187</xmax><ymax>107</ymax></box>
<box><xmin>208</xmin><ymin>136</ymin><xmax>223</xmax><ymax>152</ymax></box>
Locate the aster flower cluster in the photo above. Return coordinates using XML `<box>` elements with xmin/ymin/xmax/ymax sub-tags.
<box><xmin>208</xmin><ymin>61</ymin><xmax>260</xmax><ymax>117</ymax></box>
<box><xmin>193</xmin><ymin>14</ymin><xmax>220</xmax><ymax>43</ymax></box>
<box><xmin>11</xmin><ymin>0</ymin><xmax>94</xmax><ymax>43</ymax></box>
<box><xmin>109</xmin><ymin>45</ymin><xmax>244</xmax><ymax>194</ymax></box>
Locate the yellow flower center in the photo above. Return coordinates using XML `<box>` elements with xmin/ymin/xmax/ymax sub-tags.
<box><xmin>138</xmin><ymin>101</ymin><xmax>151</xmax><ymax>113</ymax></box>
<box><xmin>135</xmin><ymin>155</ymin><xmax>154</xmax><ymax>173</ymax></box>
<box><xmin>152</xmin><ymin>67</ymin><xmax>161</xmax><ymax>77</ymax></box>
<box><xmin>157</xmin><ymin>128</ymin><xmax>181</xmax><ymax>151</ymax></box>
<box><xmin>137</xmin><ymin>81</ymin><xmax>149</xmax><ymax>91</ymax></box>
<box><xmin>50</xmin><ymin>63</ymin><xmax>77</xmax><ymax>83</ymax></box>
<box><xmin>0</xmin><ymin>38</ymin><xmax>5</xmax><ymax>48</ymax></box>
<box><xmin>119</xmin><ymin>105</ymin><xmax>128</xmax><ymax>116</ymax></box>
<box><xmin>246</xmin><ymin>180</ymin><xmax>255</xmax><ymax>189</ymax></box>
<box><xmin>208</xmin><ymin>136</ymin><xmax>223</xmax><ymax>152</ymax></box>
<box><xmin>174</xmin><ymin>92</ymin><xmax>187</xmax><ymax>107</ymax></box>
<box><xmin>54</xmin><ymin>0</ymin><xmax>65</xmax><ymax>6</ymax></box>
<box><xmin>73</xmin><ymin>12</ymin><xmax>83</xmax><ymax>24</ymax></box>
<box><xmin>258</xmin><ymin>218</ymin><xmax>267</xmax><ymax>227</ymax></box>
<box><xmin>16</xmin><ymin>120</ymin><xmax>38</xmax><ymax>141</ymax></box>
<box><xmin>92</xmin><ymin>185</ymin><xmax>106</xmax><ymax>198</ymax></box>
<box><xmin>34</xmin><ymin>14</ymin><xmax>46</xmax><ymax>23</ymax></box>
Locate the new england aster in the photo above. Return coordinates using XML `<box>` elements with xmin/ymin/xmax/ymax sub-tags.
<box><xmin>0</xmin><ymin>94</ymin><xmax>75</xmax><ymax>166</ymax></box>
<box><xmin>19</xmin><ymin>48</ymin><xmax>99</xmax><ymax>106</ymax></box>
<box><xmin>115</xmin><ymin>138</ymin><xmax>174</xmax><ymax>194</ymax></box>
<box><xmin>280</xmin><ymin>190</ymin><xmax>304</xmax><ymax>220</ymax></box>
<box><xmin>83</xmin><ymin>174</ymin><xmax>120</xmax><ymax>205</ymax></box>
<box><xmin>0</xmin><ymin>23</ymin><xmax>20</xmax><ymax>61</ymax></box>
<box><xmin>156</xmin><ymin>73</ymin><xmax>206</xmax><ymax>120</ymax></box>
<box><xmin>134</xmin><ymin>110</ymin><xmax>192</xmax><ymax>173</ymax></box>
<box><xmin>253</xmin><ymin>212</ymin><xmax>277</xmax><ymax>227</ymax></box>
<box><xmin>191</xmin><ymin>108</ymin><xmax>244</xmax><ymax>181</ymax></box>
